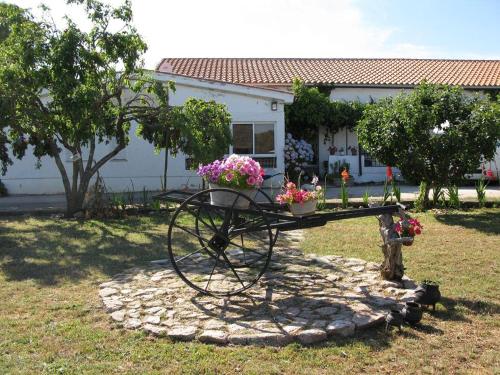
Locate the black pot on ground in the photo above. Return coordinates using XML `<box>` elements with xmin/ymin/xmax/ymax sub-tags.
<box><xmin>401</xmin><ymin>302</ymin><xmax>423</xmax><ymax>325</ymax></box>
<box><xmin>385</xmin><ymin>309</ymin><xmax>404</xmax><ymax>332</ymax></box>
<box><xmin>414</xmin><ymin>282</ymin><xmax>441</xmax><ymax>311</ymax></box>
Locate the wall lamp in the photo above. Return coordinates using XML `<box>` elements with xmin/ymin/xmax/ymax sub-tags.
<box><xmin>271</xmin><ymin>101</ymin><xmax>278</xmax><ymax>111</ymax></box>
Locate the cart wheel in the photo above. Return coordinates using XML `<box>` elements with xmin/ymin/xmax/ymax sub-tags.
<box><xmin>168</xmin><ymin>188</ymin><xmax>273</xmax><ymax>296</ymax></box>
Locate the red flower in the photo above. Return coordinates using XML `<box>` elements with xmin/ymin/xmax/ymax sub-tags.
<box><xmin>386</xmin><ymin>166</ymin><xmax>393</xmax><ymax>181</ymax></box>
<box><xmin>486</xmin><ymin>169</ymin><xmax>494</xmax><ymax>179</ymax></box>
<box><xmin>341</xmin><ymin>169</ymin><xmax>349</xmax><ymax>182</ymax></box>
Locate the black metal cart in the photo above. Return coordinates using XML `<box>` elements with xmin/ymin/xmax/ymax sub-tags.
<box><xmin>155</xmin><ymin>188</ymin><xmax>403</xmax><ymax>297</ymax></box>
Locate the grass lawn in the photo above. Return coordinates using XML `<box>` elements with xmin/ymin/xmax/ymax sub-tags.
<box><xmin>0</xmin><ymin>209</ymin><xmax>499</xmax><ymax>374</ymax></box>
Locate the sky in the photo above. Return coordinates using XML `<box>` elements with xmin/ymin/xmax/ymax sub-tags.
<box><xmin>5</xmin><ymin>0</ymin><xmax>500</xmax><ymax>69</ymax></box>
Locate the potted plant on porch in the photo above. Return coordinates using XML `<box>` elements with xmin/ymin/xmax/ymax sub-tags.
<box><xmin>197</xmin><ymin>154</ymin><xmax>265</xmax><ymax>208</ymax></box>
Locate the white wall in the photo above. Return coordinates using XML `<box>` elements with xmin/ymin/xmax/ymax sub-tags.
<box><xmin>2</xmin><ymin>77</ymin><xmax>291</xmax><ymax>195</ymax></box>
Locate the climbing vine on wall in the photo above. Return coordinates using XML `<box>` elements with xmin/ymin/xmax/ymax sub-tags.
<box><xmin>285</xmin><ymin>79</ymin><xmax>367</xmax><ymax>142</ymax></box>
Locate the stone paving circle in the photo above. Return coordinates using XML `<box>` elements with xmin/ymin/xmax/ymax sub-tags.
<box><xmin>99</xmin><ymin>230</ymin><xmax>417</xmax><ymax>346</ymax></box>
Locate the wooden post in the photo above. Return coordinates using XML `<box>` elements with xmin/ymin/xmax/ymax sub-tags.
<box><xmin>377</xmin><ymin>213</ymin><xmax>404</xmax><ymax>281</ymax></box>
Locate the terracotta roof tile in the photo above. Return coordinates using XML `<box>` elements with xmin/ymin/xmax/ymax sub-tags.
<box><xmin>157</xmin><ymin>58</ymin><xmax>500</xmax><ymax>88</ymax></box>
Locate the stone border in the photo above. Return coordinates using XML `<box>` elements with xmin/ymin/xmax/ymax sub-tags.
<box><xmin>99</xmin><ymin>231</ymin><xmax>416</xmax><ymax>346</ymax></box>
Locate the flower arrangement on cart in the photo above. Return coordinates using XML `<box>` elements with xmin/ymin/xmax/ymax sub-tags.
<box><xmin>197</xmin><ymin>154</ymin><xmax>265</xmax><ymax>208</ymax></box>
<box><xmin>276</xmin><ymin>176</ymin><xmax>323</xmax><ymax>216</ymax></box>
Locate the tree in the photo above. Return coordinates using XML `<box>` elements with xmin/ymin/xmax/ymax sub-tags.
<box><xmin>0</xmin><ymin>1</ymin><xmax>231</xmax><ymax>216</ymax></box>
<box><xmin>137</xmin><ymin>97</ymin><xmax>232</xmax><ymax>188</ymax></box>
<box><xmin>285</xmin><ymin>79</ymin><xmax>331</xmax><ymax>141</ymax></box>
<box><xmin>357</xmin><ymin>82</ymin><xmax>500</xmax><ymax>206</ymax></box>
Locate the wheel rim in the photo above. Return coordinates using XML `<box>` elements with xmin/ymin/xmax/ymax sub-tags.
<box><xmin>168</xmin><ymin>188</ymin><xmax>273</xmax><ymax>296</ymax></box>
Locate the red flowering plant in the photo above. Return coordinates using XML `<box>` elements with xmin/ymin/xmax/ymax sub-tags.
<box><xmin>276</xmin><ymin>176</ymin><xmax>323</xmax><ymax>205</ymax></box>
<box><xmin>394</xmin><ymin>218</ymin><xmax>423</xmax><ymax>238</ymax></box>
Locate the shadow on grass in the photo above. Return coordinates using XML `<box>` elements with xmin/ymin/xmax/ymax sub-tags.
<box><xmin>434</xmin><ymin>210</ymin><xmax>500</xmax><ymax>235</ymax></box>
<box><xmin>0</xmin><ymin>215</ymin><xmax>170</xmax><ymax>286</ymax></box>
<box><xmin>431</xmin><ymin>296</ymin><xmax>500</xmax><ymax>323</ymax></box>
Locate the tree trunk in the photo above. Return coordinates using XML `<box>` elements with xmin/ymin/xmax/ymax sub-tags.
<box><xmin>423</xmin><ymin>184</ymin><xmax>431</xmax><ymax>209</ymax></box>
<box><xmin>163</xmin><ymin>148</ymin><xmax>168</xmax><ymax>191</ymax></box>
<box><xmin>378</xmin><ymin>213</ymin><xmax>404</xmax><ymax>281</ymax></box>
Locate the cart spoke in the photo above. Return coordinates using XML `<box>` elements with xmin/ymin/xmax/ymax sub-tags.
<box><xmin>186</xmin><ymin>206</ymin><xmax>219</xmax><ymax>234</ymax></box>
<box><xmin>226</xmin><ymin>239</ymin><xmax>266</xmax><ymax>258</ymax></box>
<box><xmin>220</xmin><ymin>251</ymin><xmax>247</xmax><ymax>288</ymax></box>
<box><xmin>173</xmin><ymin>223</ymin><xmax>212</xmax><ymax>244</ymax></box>
<box><xmin>205</xmin><ymin>254</ymin><xmax>220</xmax><ymax>292</ymax></box>
<box><xmin>175</xmin><ymin>244</ymin><xmax>214</xmax><ymax>264</ymax></box>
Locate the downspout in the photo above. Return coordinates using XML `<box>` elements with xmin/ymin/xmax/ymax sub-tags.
<box><xmin>358</xmin><ymin>144</ymin><xmax>363</xmax><ymax>176</ymax></box>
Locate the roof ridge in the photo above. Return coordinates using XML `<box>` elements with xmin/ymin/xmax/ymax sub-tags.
<box><xmin>162</xmin><ymin>57</ymin><xmax>500</xmax><ymax>62</ymax></box>
<box><xmin>158</xmin><ymin>58</ymin><xmax>500</xmax><ymax>88</ymax></box>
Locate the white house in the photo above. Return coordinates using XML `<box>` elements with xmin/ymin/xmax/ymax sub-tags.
<box><xmin>1</xmin><ymin>72</ymin><xmax>293</xmax><ymax>195</ymax></box>
<box><xmin>158</xmin><ymin>58</ymin><xmax>500</xmax><ymax>182</ymax></box>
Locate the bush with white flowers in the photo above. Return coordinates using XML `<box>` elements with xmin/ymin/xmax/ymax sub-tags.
<box><xmin>284</xmin><ymin>133</ymin><xmax>314</xmax><ymax>179</ymax></box>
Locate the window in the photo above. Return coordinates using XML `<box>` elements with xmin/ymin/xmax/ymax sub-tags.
<box><xmin>233</xmin><ymin>124</ymin><xmax>253</xmax><ymax>154</ymax></box>
<box><xmin>232</xmin><ymin>123</ymin><xmax>275</xmax><ymax>155</ymax></box>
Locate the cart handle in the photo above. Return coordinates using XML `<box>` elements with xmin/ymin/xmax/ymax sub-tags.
<box><xmin>262</xmin><ymin>172</ymin><xmax>283</xmax><ymax>181</ymax></box>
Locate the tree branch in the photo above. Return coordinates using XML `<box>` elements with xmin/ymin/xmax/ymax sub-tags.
<box><xmin>90</xmin><ymin>143</ymin><xmax>125</xmax><ymax>177</ymax></box>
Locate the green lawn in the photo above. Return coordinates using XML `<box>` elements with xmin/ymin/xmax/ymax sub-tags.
<box><xmin>0</xmin><ymin>210</ymin><xmax>499</xmax><ymax>374</ymax></box>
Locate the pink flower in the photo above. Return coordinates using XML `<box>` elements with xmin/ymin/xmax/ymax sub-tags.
<box><xmin>225</xmin><ymin>172</ymin><xmax>234</xmax><ymax>182</ymax></box>
<box><xmin>246</xmin><ymin>176</ymin><xmax>257</xmax><ymax>186</ymax></box>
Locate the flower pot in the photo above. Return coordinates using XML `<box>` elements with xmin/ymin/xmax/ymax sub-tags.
<box><xmin>208</xmin><ymin>183</ymin><xmax>258</xmax><ymax>209</ymax></box>
<box><xmin>401</xmin><ymin>301</ymin><xmax>423</xmax><ymax>325</ymax></box>
<box><xmin>401</xmin><ymin>236</ymin><xmax>414</xmax><ymax>246</ymax></box>
<box><xmin>289</xmin><ymin>199</ymin><xmax>317</xmax><ymax>217</ymax></box>
<box><xmin>385</xmin><ymin>309</ymin><xmax>404</xmax><ymax>332</ymax></box>
<box><xmin>414</xmin><ymin>283</ymin><xmax>441</xmax><ymax>310</ymax></box>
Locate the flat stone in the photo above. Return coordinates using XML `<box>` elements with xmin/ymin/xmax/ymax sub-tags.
<box><xmin>326</xmin><ymin>320</ymin><xmax>355</xmax><ymax>336</ymax></box>
<box><xmin>365</xmin><ymin>262</ymin><xmax>380</xmax><ymax>271</ymax></box>
<box><xmin>315</xmin><ymin>306</ymin><xmax>338</xmax><ymax>317</ymax></box>
<box><xmin>124</xmin><ymin>318</ymin><xmax>142</xmax><ymax>329</ymax></box>
<box><xmin>143</xmin><ymin>315</ymin><xmax>160</xmax><ymax>325</ymax></box>
<box><xmin>100</xmin><ymin>281</ymin><xmax>118</xmax><ymax>289</ymax></box>
<box><xmin>351</xmin><ymin>266</ymin><xmax>365</xmax><ymax>272</ymax></box>
<box><xmin>103</xmin><ymin>299</ymin><xmax>123</xmax><ymax>312</ymax></box>
<box><xmin>401</xmin><ymin>276</ymin><xmax>417</xmax><ymax>289</ymax></box>
<box><xmin>370</xmin><ymin>296</ymin><xmax>396</xmax><ymax>307</ymax></box>
<box><xmin>167</xmin><ymin>326</ymin><xmax>197</xmax><ymax>341</ymax></box>
<box><xmin>127</xmin><ymin>310</ymin><xmax>141</xmax><ymax>318</ymax></box>
<box><xmin>127</xmin><ymin>301</ymin><xmax>141</xmax><ymax>309</ymax></box>
<box><xmin>143</xmin><ymin>324</ymin><xmax>167</xmax><ymax>336</ymax></box>
<box><xmin>110</xmin><ymin>310</ymin><xmax>126</xmax><ymax>322</ymax></box>
<box><xmin>204</xmin><ymin>319</ymin><xmax>226</xmax><ymax>330</ymax></box>
<box><xmin>353</xmin><ymin>312</ymin><xmax>385</xmax><ymax>330</ymax></box>
<box><xmin>326</xmin><ymin>274</ymin><xmax>341</xmax><ymax>282</ymax></box>
<box><xmin>99</xmin><ymin>287</ymin><xmax>119</xmax><ymax>297</ymax></box>
<box><xmin>144</xmin><ymin>306</ymin><xmax>165</xmax><ymax>315</ymax></box>
<box><xmin>380</xmin><ymin>280</ymin><xmax>402</xmax><ymax>289</ymax></box>
<box><xmin>296</xmin><ymin>329</ymin><xmax>328</xmax><ymax>345</ymax></box>
<box><xmin>198</xmin><ymin>330</ymin><xmax>228</xmax><ymax>344</ymax></box>
<box><xmin>228</xmin><ymin>334</ymin><xmax>249</xmax><ymax>345</ymax></box>
<box><xmin>244</xmin><ymin>332</ymin><xmax>293</xmax><ymax>347</ymax></box>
